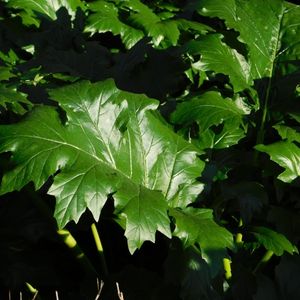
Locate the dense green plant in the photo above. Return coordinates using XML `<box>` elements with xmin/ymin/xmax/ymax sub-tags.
<box><xmin>0</xmin><ymin>0</ymin><xmax>300</xmax><ymax>299</ymax></box>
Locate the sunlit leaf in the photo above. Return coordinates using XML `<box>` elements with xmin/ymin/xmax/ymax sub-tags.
<box><xmin>0</xmin><ymin>79</ymin><xmax>204</xmax><ymax>253</ymax></box>
<box><xmin>250</xmin><ymin>226</ymin><xmax>297</xmax><ymax>256</ymax></box>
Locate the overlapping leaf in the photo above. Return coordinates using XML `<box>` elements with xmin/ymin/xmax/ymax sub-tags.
<box><xmin>4</xmin><ymin>0</ymin><xmax>85</xmax><ymax>24</ymax></box>
<box><xmin>250</xmin><ymin>226</ymin><xmax>297</xmax><ymax>256</ymax></box>
<box><xmin>256</xmin><ymin>141</ymin><xmax>300</xmax><ymax>183</ymax></box>
<box><xmin>273</xmin><ymin>124</ymin><xmax>300</xmax><ymax>143</ymax></box>
<box><xmin>85</xmin><ymin>0</ymin><xmax>212</xmax><ymax>48</ymax></box>
<box><xmin>170</xmin><ymin>207</ymin><xmax>234</xmax><ymax>276</ymax></box>
<box><xmin>0</xmin><ymin>79</ymin><xmax>204</xmax><ymax>253</ymax></box>
<box><xmin>185</xmin><ymin>34</ymin><xmax>252</xmax><ymax>92</ymax></box>
<box><xmin>196</xmin><ymin>0</ymin><xmax>300</xmax><ymax>80</ymax></box>
<box><xmin>195</xmin><ymin>119</ymin><xmax>245</xmax><ymax>150</ymax></box>
<box><xmin>172</xmin><ymin>92</ymin><xmax>245</xmax><ymax>130</ymax></box>
<box><xmin>172</xmin><ymin>91</ymin><xmax>247</xmax><ymax>149</ymax></box>
<box><xmin>256</xmin><ymin>124</ymin><xmax>300</xmax><ymax>182</ymax></box>
<box><xmin>85</xmin><ymin>1</ymin><xmax>144</xmax><ymax>49</ymax></box>
<box><xmin>0</xmin><ymin>84</ymin><xmax>32</xmax><ymax>114</ymax></box>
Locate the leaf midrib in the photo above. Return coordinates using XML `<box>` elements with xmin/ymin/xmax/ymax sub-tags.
<box><xmin>11</xmin><ymin>133</ymin><xmax>134</xmax><ymax>183</ymax></box>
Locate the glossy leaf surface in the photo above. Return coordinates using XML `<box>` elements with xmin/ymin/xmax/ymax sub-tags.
<box><xmin>256</xmin><ymin>141</ymin><xmax>300</xmax><ymax>183</ymax></box>
<box><xmin>0</xmin><ymin>84</ymin><xmax>32</xmax><ymax>114</ymax></box>
<box><xmin>5</xmin><ymin>0</ymin><xmax>85</xmax><ymax>21</ymax></box>
<box><xmin>186</xmin><ymin>34</ymin><xmax>252</xmax><ymax>92</ymax></box>
<box><xmin>0</xmin><ymin>79</ymin><xmax>205</xmax><ymax>252</ymax></box>
<box><xmin>85</xmin><ymin>1</ymin><xmax>143</xmax><ymax>49</ymax></box>
<box><xmin>172</xmin><ymin>92</ymin><xmax>245</xmax><ymax>129</ymax></box>
<box><xmin>250</xmin><ymin>226</ymin><xmax>297</xmax><ymax>256</ymax></box>
<box><xmin>197</xmin><ymin>0</ymin><xmax>300</xmax><ymax>79</ymax></box>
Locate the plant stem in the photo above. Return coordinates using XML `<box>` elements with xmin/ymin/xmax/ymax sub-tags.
<box><xmin>235</xmin><ymin>218</ymin><xmax>243</xmax><ymax>245</ymax></box>
<box><xmin>253</xmin><ymin>249</ymin><xmax>274</xmax><ymax>274</ymax></box>
<box><xmin>26</xmin><ymin>283</ymin><xmax>39</xmax><ymax>300</ymax></box>
<box><xmin>58</xmin><ymin>229</ymin><xmax>97</xmax><ymax>275</ymax></box>
<box><xmin>223</xmin><ymin>258</ymin><xmax>232</xmax><ymax>280</ymax></box>
<box><xmin>254</xmin><ymin>15</ymin><xmax>282</xmax><ymax>162</ymax></box>
<box><xmin>26</xmin><ymin>282</ymin><xmax>37</xmax><ymax>294</ymax></box>
<box><xmin>91</xmin><ymin>223</ymin><xmax>108</xmax><ymax>277</ymax></box>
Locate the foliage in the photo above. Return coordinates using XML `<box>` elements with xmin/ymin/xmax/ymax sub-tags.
<box><xmin>0</xmin><ymin>0</ymin><xmax>300</xmax><ymax>299</ymax></box>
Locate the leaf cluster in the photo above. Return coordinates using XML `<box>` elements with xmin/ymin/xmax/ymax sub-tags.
<box><xmin>0</xmin><ymin>0</ymin><xmax>300</xmax><ymax>299</ymax></box>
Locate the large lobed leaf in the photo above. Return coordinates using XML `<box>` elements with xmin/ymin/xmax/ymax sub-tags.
<box><xmin>4</xmin><ymin>0</ymin><xmax>85</xmax><ymax>22</ymax></box>
<box><xmin>184</xmin><ymin>0</ymin><xmax>300</xmax><ymax>113</ymax></box>
<box><xmin>196</xmin><ymin>0</ymin><xmax>300</xmax><ymax>80</ymax></box>
<box><xmin>0</xmin><ymin>79</ymin><xmax>204</xmax><ymax>253</ymax></box>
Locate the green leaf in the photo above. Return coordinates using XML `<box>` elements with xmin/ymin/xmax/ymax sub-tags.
<box><xmin>170</xmin><ymin>207</ymin><xmax>233</xmax><ymax>276</ymax></box>
<box><xmin>255</xmin><ymin>141</ymin><xmax>300</xmax><ymax>183</ymax></box>
<box><xmin>196</xmin><ymin>0</ymin><xmax>300</xmax><ymax>80</ymax></box>
<box><xmin>0</xmin><ymin>84</ymin><xmax>32</xmax><ymax>114</ymax></box>
<box><xmin>0</xmin><ymin>66</ymin><xmax>15</xmax><ymax>81</ymax></box>
<box><xmin>250</xmin><ymin>226</ymin><xmax>297</xmax><ymax>256</ymax></box>
<box><xmin>185</xmin><ymin>34</ymin><xmax>252</xmax><ymax>92</ymax></box>
<box><xmin>119</xmin><ymin>186</ymin><xmax>171</xmax><ymax>251</ymax></box>
<box><xmin>176</xmin><ymin>19</ymin><xmax>213</xmax><ymax>35</ymax></box>
<box><xmin>85</xmin><ymin>1</ymin><xmax>144</xmax><ymax>49</ymax></box>
<box><xmin>0</xmin><ymin>79</ymin><xmax>204</xmax><ymax>253</ymax></box>
<box><xmin>172</xmin><ymin>91</ymin><xmax>246</xmax><ymax>132</ymax></box>
<box><xmin>196</xmin><ymin>119</ymin><xmax>245</xmax><ymax>150</ymax></box>
<box><xmin>273</xmin><ymin>124</ymin><xmax>300</xmax><ymax>143</ymax></box>
<box><xmin>121</xmin><ymin>0</ymin><xmax>180</xmax><ymax>47</ymax></box>
<box><xmin>5</xmin><ymin>0</ymin><xmax>85</xmax><ymax>21</ymax></box>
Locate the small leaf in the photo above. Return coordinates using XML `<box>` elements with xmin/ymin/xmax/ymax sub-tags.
<box><xmin>196</xmin><ymin>119</ymin><xmax>245</xmax><ymax>150</ymax></box>
<box><xmin>172</xmin><ymin>91</ymin><xmax>246</xmax><ymax>132</ymax></box>
<box><xmin>85</xmin><ymin>1</ymin><xmax>143</xmax><ymax>49</ymax></box>
<box><xmin>185</xmin><ymin>34</ymin><xmax>252</xmax><ymax>92</ymax></box>
<box><xmin>0</xmin><ymin>84</ymin><xmax>32</xmax><ymax>114</ymax></box>
<box><xmin>273</xmin><ymin>124</ymin><xmax>300</xmax><ymax>143</ymax></box>
<box><xmin>121</xmin><ymin>0</ymin><xmax>180</xmax><ymax>47</ymax></box>
<box><xmin>250</xmin><ymin>226</ymin><xmax>297</xmax><ymax>256</ymax></box>
<box><xmin>255</xmin><ymin>141</ymin><xmax>300</xmax><ymax>183</ymax></box>
<box><xmin>0</xmin><ymin>66</ymin><xmax>15</xmax><ymax>81</ymax></box>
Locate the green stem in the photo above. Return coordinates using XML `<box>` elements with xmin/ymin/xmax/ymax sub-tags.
<box><xmin>223</xmin><ymin>258</ymin><xmax>232</xmax><ymax>280</ymax></box>
<box><xmin>254</xmin><ymin>79</ymin><xmax>272</xmax><ymax>164</ymax></box>
<box><xmin>254</xmin><ymin>12</ymin><xmax>282</xmax><ymax>162</ymax></box>
<box><xmin>29</xmin><ymin>190</ymin><xmax>97</xmax><ymax>277</ymax></box>
<box><xmin>235</xmin><ymin>218</ymin><xmax>243</xmax><ymax>245</ymax></box>
<box><xmin>91</xmin><ymin>223</ymin><xmax>108</xmax><ymax>277</ymax></box>
<box><xmin>58</xmin><ymin>229</ymin><xmax>97</xmax><ymax>275</ymax></box>
<box><xmin>236</xmin><ymin>232</ymin><xmax>243</xmax><ymax>244</ymax></box>
<box><xmin>253</xmin><ymin>249</ymin><xmax>274</xmax><ymax>274</ymax></box>
<box><xmin>25</xmin><ymin>283</ymin><xmax>39</xmax><ymax>300</ymax></box>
